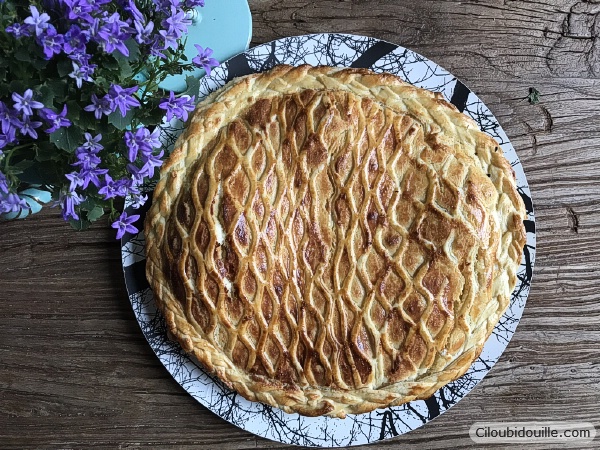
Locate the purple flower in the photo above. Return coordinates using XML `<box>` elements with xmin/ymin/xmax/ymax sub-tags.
<box><xmin>6</xmin><ymin>22</ymin><xmax>32</xmax><ymax>38</ymax></box>
<box><xmin>126</xmin><ymin>163</ymin><xmax>143</xmax><ymax>180</ymax></box>
<box><xmin>0</xmin><ymin>101</ymin><xmax>17</xmax><ymax>134</ymax></box>
<box><xmin>139</xmin><ymin>150</ymin><xmax>164</xmax><ymax>178</ymax></box>
<box><xmin>158</xmin><ymin>91</ymin><xmax>178</xmax><ymax>121</ymax></box>
<box><xmin>158</xmin><ymin>29</ymin><xmax>178</xmax><ymax>50</ymax></box>
<box><xmin>40</xmin><ymin>105</ymin><xmax>72</xmax><ymax>133</ymax></box>
<box><xmin>192</xmin><ymin>45</ymin><xmax>219</xmax><ymax>76</ymax></box>
<box><xmin>0</xmin><ymin>129</ymin><xmax>17</xmax><ymax>151</ymax></box>
<box><xmin>60</xmin><ymin>190</ymin><xmax>85</xmax><ymax>221</ymax></box>
<box><xmin>149</xmin><ymin>36</ymin><xmax>167</xmax><ymax>59</ymax></box>
<box><xmin>175</xmin><ymin>95</ymin><xmax>195</xmax><ymax>122</ymax></box>
<box><xmin>72</xmin><ymin>152</ymin><xmax>101</xmax><ymax>171</ymax></box>
<box><xmin>162</xmin><ymin>6</ymin><xmax>191</xmax><ymax>39</ymax></box>
<box><xmin>69</xmin><ymin>61</ymin><xmax>96</xmax><ymax>88</ymax></box>
<box><xmin>108</xmin><ymin>84</ymin><xmax>140</xmax><ymax>117</ymax></box>
<box><xmin>65</xmin><ymin>171</ymin><xmax>85</xmax><ymax>192</ymax></box>
<box><xmin>63</xmin><ymin>25</ymin><xmax>89</xmax><ymax>54</ymax></box>
<box><xmin>156</xmin><ymin>0</ymin><xmax>182</xmax><ymax>12</ymax></box>
<box><xmin>0</xmin><ymin>174</ymin><xmax>23</xmax><ymax>213</ymax></box>
<box><xmin>23</xmin><ymin>5</ymin><xmax>51</xmax><ymax>36</ymax></box>
<box><xmin>133</xmin><ymin>20</ymin><xmax>153</xmax><ymax>45</ymax></box>
<box><xmin>0</xmin><ymin>192</ymin><xmax>29</xmax><ymax>214</ymax></box>
<box><xmin>71</xmin><ymin>134</ymin><xmax>107</xmax><ymax>187</ymax></box>
<box><xmin>62</xmin><ymin>0</ymin><xmax>93</xmax><ymax>21</ymax></box>
<box><xmin>126</xmin><ymin>147</ymin><xmax>164</xmax><ymax>180</ymax></box>
<box><xmin>12</xmin><ymin>89</ymin><xmax>44</xmax><ymax>116</ymax></box>
<box><xmin>84</xmin><ymin>94</ymin><xmax>114</xmax><ymax>119</ymax></box>
<box><xmin>41</xmin><ymin>0</ymin><xmax>63</xmax><ymax>11</ymax></box>
<box><xmin>38</xmin><ymin>25</ymin><xmax>64</xmax><ymax>59</ymax></box>
<box><xmin>0</xmin><ymin>171</ymin><xmax>9</xmax><ymax>193</ymax></box>
<box><xmin>124</xmin><ymin>130</ymin><xmax>140</xmax><ymax>162</ymax></box>
<box><xmin>0</xmin><ymin>135</ymin><xmax>9</xmax><ymax>151</ymax></box>
<box><xmin>98</xmin><ymin>174</ymin><xmax>131</xmax><ymax>199</ymax></box>
<box><xmin>125</xmin><ymin>126</ymin><xmax>162</xmax><ymax>162</ymax></box>
<box><xmin>128</xmin><ymin>177</ymin><xmax>142</xmax><ymax>195</ymax></box>
<box><xmin>112</xmin><ymin>211</ymin><xmax>140</xmax><ymax>239</ymax></box>
<box><xmin>83</xmin><ymin>15</ymin><xmax>102</xmax><ymax>39</ymax></box>
<box><xmin>126</xmin><ymin>0</ymin><xmax>144</xmax><ymax>22</ymax></box>
<box><xmin>68</xmin><ymin>51</ymin><xmax>93</xmax><ymax>65</ymax></box>
<box><xmin>86</xmin><ymin>0</ymin><xmax>111</xmax><ymax>6</ymax></box>
<box><xmin>130</xmin><ymin>193</ymin><xmax>148</xmax><ymax>209</ymax></box>
<box><xmin>141</xmin><ymin>127</ymin><xmax>161</xmax><ymax>152</ymax></box>
<box><xmin>117</xmin><ymin>180</ymin><xmax>134</xmax><ymax>196</ymax></box>
<box><xmin>78</xmin><ymin>167</ymin><xmax>108</xmax><ymax>189</ymax></box>
<box><xmin>185</xmin><ymin>0</ymin><xmax>205</xmax><ymax>6</ymax></box>
<box><xmin>105</xmin><ymin>12</ymin><xmax>130</xmax><ymax>29</ymax></box>
<box><xmin>15</xmin><ymin>116</ymin><xmax>43</xmax><ymax>139</ymax></box>
<box><xmin>81</xmin><ymin>132</ymin><xmax>103</xmax><ymax>153</ymax></box>
<box><xmin>158</xmin><ymin>92</ymin><xmax>195</xmax><ymax>122</ymax></box>
<box><xmin>97</xmin><ymin>20</ymin><xmax>131</xmax><ymax>56</ymax></box>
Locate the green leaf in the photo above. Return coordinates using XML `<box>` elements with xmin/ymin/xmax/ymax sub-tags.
<box><xmin>69</xmin><ymin>217</ymin><xmax>91</xmax><ymax>231</ymax></box>
<box><xmin>65</xmin><ymin>99</ymin><xmax>83</xmax><ymax>116</ymax></box>
<box><xmin>93</xmin><ymin>120</ymin><xmax>112</xmax><ymax>138</ymax></box>
<box><xmin>19</xmin><ymin>160</ymin><xmax>63</xmax><ymax>186</ymax></box>
<box><xmin>74</xmin><ymin>111</ymin><xmax>99</xmax><ymax>131</ymax></box>
<box><xmin>117</xmin><ymin>57</ymin><xmax>133</xmax><ymax>79</ymax></box>
<box><xmin>39</xmin><ymin>85</ymin><xmax>56</xmax><ymax>107</ymax></box>
<box><xmin>139</xmin><ymin>102</ymin><xmax>167</xmax><ymax>127</ymax></box>
<box><xmin>9</xmin><ymin>79</ymin><xmax>27</xmax><ymax>95</ymax></box>
<box><xmin>35</xmin><ymin>142</ymin><xmax>60</xmax><ymax>162</ymax></box>
<box><xmin>39</xmin><ymin>80</ymin><xmax>68</xmax><ymax>107</ymax></box>
<box><xmin>182</xmin><ymin>75</ymin><xmax>200</xmax><ymax>98</ymax></box>
<box><xmin>108</xmin><ymin>109</ymin><xmax>135</xmax><ymax>130</ymax></box>
<box><xmin>65</xmin><ymin>96</ymin><xmax>98</xmax><ymax>131</ymax></box>
<box><xmin>11</xmin><ymin>159</ymin><xmax>35</xmax><ymax>174</ymax></box>
<box><xmin>102</xmin><ymin>57</ymin><xmax>120</xmax><ymax>71</ymax></box>
<box><xmin>526</xmin><ymin>87</ymin><xmax>540</xmax><ymax>105</ymax></box>
<box><xmin>65</xmin><ymin>100</ymin><xmax>99</xmax><ymax>131</ymax></box>
<box><xmin>113</xmin><ymin>40</ymin><xmax>141</xmax><ymax>79</ymax></box>
<box><xmin>124</xmin><ymin>38</ymin><xmax>141</xmax><ymax>62</ymax></box>
<box><xmin>31</xmin><ymin>57</ymin><xmax>49</xmax><ymax>70</ymax></box>
<box><xmin>57</xmin><ymin>59</ymin><xmax>73</xmax><ymax>77</ymax></box>
<box><xmin>79</xmin><ymin>198</ymin><xmax>97</xmax><ymax>211</ymax></box>
<box><xmin>86</xmin><ymin>205</ymin><xmax>105</xmax><ymax>222</ymax></box>
<box><xmin>14</xmin><ymin>45</ymin><xmax>32</xmax><ymax>63</ymax></box>
<box><xmin>93</xmin><ymin>75</ymin><xmax>110</xmax><ymax>91</ymax></box>
<box><xmin>50</xmin><ymin>126</ymin><xmax>83</xmax><ymax>153</ymax></box>
<box><xmin>12</xmin><ymin>41</ymin><xmax>47</xmax><ymax>70</ymax></box>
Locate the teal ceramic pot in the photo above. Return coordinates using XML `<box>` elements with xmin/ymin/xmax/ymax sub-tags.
<box><xmin>159</xmin><ymin>0</ymin><xmax>252</xmax><ymax>92</ymax></box>
<box><xmin>1</xmin><ymin>185</ymin><xmax>53</xmax><ymax>220</ymax></box>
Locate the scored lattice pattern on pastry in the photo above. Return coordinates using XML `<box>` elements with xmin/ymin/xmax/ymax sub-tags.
<box><xmin>145</xmin><ymin>65</ymin><xmax>526</xmax><ymax>418</ymax></box>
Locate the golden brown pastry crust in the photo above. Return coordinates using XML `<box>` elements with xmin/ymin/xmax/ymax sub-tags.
<box><xmin>145</xmin><ymin>65</ymin><xmax>527</xmax><ymax>418</ymax></box>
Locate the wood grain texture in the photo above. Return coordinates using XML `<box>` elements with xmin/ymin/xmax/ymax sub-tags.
<box><xmin>1</xmin><ymin>0</ymin><xmax>599</xmax><ymax>448</ymax></box>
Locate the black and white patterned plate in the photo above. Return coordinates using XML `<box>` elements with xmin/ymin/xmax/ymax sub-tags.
<box><xmin>121</xmin><ymin>33</ymin><xmax>536</xmax><ymax>447</ymax></box>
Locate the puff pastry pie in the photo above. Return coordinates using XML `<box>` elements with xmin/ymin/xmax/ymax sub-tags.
<box><xmin>145</xmin><ymin>65</ymin><xmax>527</xmax><ymax>418</ymax></box>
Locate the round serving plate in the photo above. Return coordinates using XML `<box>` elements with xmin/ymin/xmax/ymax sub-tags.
<box><xmin>121</xmin><ymin>33</ymin><xmax>536</xmax><ymax>447</ymax></box>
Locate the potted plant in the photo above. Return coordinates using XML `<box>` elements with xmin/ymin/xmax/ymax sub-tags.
<box><xmin>0</xmin><ymin>0</ymin><xmax>219</xmax><ymax>238</ymax></box>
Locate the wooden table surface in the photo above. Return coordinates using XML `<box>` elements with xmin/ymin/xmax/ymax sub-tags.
<box><xmin>2</xmin><ymin>1</ymin><xmax>599</xmax><ymax>448</ymax></box>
